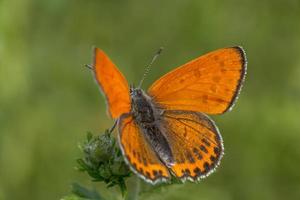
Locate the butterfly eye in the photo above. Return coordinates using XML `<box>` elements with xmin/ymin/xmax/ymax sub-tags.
<box><xmin>129</xmin><ymin>87</ymin><xmax>133</xmax><ymax>94</ymax></box>
<box><xmin>129</xmin><ymin>85</ymin><xmax>135</xmax><ymax>94</ymax></box>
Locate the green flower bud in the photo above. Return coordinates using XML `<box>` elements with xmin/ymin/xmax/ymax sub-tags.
<box><xmin>77</xmin><ymin>131</ymin><xmax>131</xmax><ymax>196</ymax></box>
<box><xmin>83</xmin><ymin>131</ymin><xmax>114</xmax><ymax>167</ymax></box>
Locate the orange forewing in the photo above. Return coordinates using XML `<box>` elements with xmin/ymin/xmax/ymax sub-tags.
<box><xmin>118</xmin><ymin>114</ymin><xmax>171</xmax><ymax>183</ymax></box>
<box><xmin>93</xmin><ymin>48</ymin><xmax>130</xmax><ymax>119</ymax></box>
<box><xmin>148</xmin><ymin>47</ymin><xmax>246</xmax><ymax>114</ymax></box>
<box><xmin>161</xmin><ymin>110</ymin><xmax>223</xmax><ymax>180</ymax></box>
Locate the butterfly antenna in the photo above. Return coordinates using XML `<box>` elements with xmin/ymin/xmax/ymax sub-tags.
<box><xmin>84</xmin><ymin>64</ymin><xmax>93</xmax><ymax>70</ymax></box>
<box><xmin>138</xmin><ymin>47</ymin><xmax>163</xmax><ymax>88</ymax></box>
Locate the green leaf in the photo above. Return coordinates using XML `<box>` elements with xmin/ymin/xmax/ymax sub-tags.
<box><xmin>118</xmin><ymin>179</ymin><xmax>127</xmax><ymax>197</ymax></box>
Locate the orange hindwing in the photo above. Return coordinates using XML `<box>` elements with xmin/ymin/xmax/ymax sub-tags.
<box><xmin>161</xmin><ymin>110</ymin><xmax>223</xmax><ymax>181</ymax></box>
<box><xmin>118</xmin><ymin>114</ymin><xmax>171</xmax><ymax>183</ymax></box>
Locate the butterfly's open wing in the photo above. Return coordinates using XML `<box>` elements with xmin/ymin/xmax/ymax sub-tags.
<box><xmin>93</xmin><ymin>48</ymin><xmax>130</xmax><ymax>119</ymax></box>
<box><xmin>148</xmin><ymin>47</ymin><xmax>247</xmax><ymax>114</ymax></box>
<box><xmin>161</xmin><ymin>110</ymin><xmax>223</xmax><ymax>181</ymax></box>
<box><xmin>118</xmin><ymin>114</ymin><xmax>171</xmax><ymax>184</ymax></box>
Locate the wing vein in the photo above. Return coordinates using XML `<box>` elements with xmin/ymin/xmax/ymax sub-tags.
<box><xmin>163</xmin><ymin>115</ymin><xmax>218</xmax><ymax>146</ymax></box>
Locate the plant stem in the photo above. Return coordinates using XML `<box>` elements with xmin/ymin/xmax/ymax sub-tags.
<box><xmin>125</xmin><ymin>176</ymin><xmax>140</xmax><ymax>200</ymax></box>
<box><xmin>133</xmin><ymin>177</ymin><xmax>140</xmax><ymax>200</ymax></box>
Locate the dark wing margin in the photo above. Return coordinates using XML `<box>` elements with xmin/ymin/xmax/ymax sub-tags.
<box><xmin>223</xmin><ymin>46</ymin><xmax>247</xmax><ymax>113</ymax></box>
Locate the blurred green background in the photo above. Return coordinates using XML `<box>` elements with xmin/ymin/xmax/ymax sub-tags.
<box><xmin>1</xmin><ymin>0</ymin><xmax>300</xmax><ymax>199</ymax></box>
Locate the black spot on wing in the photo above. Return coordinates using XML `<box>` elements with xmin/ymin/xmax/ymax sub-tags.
<box><xmin>193</xmin><ymin>148</ymin><xmax>203</xmax><ymax>160</ymax></box>
<box><xmin>201</xmin><ymin>138</ymin><xmax>211</xmax><ymax>147</ymax></box>
<box><xmin>181</xmin><ymin>169</ymin><xmax>191</xmax><ymax>175</ymax></box>
<box><xmin>210</xmin><ymin>155</ymin><xmax>216</xmax><ymax>162</ymax></box>
<box><xmin>200</xmin><ymin>145</ymin><xmax>208</xmax><ymax>154</ymax></box>
<box><xmin>146</xmin><ymin>171</ymin><xmax>151</xmax><ymax>177</ymax></box>
<box><xmin>214</xmin><ymin>146</ymin><xmax>220</xmax><ymax>155</ymax></box>
<box><xmin>186</xmin><ymin>151</ymin><xmax>195</xmax><ymax>163</ymax></box>
<box><xmin>193</xmin><ymin>167</ymin><xmax>202</xmax><ymax>176</ymax></box>
<box><xmin>203</xmin><ymin>162</ymin><xmax>210</xmax><ymax>173</ymax></box>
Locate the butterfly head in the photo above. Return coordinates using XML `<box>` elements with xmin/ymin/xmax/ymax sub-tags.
<box><xmin>129</xmin><ymin>86</ymin><xmax>155</xmax><ymax>122</ymax></box>
<box><xmin>130</xmin><ymin>87</ymin><xmax>144</xmax><ymax>103</ymax></box>
<box><xmin>130</xmin><ymin>87</ymin><xmax>145</xmax><ymax>116</ymax></box>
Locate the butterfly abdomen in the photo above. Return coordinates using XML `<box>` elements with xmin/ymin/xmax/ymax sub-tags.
<box><xmin>130</xmin><ymin>88</ymin><xmax>174</xmax><ymax>167</ymax></box>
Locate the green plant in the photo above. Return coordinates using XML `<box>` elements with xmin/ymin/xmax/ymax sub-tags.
<box><xmin>77</xmin><ymin>130</ymin><xmax>131</xmax><ymax>196</ymax></box>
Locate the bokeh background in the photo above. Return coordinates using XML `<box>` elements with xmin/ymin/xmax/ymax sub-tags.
<box><xmin>1</xmin><ymin>0</ymin><xmax>300</xmax><ymax>199</ymax></box>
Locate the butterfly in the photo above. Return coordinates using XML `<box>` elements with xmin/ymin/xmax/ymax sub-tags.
<box><xmin>90</xmin><ymin>46</ymin><xmax>247</xmax><ymax>184</ymax></box>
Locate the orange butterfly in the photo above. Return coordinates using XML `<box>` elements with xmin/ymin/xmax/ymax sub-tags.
<box><xmin>90</xmin><ymin>46</ymin><xmax>247</xmax><ymax>184</ymax></box>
